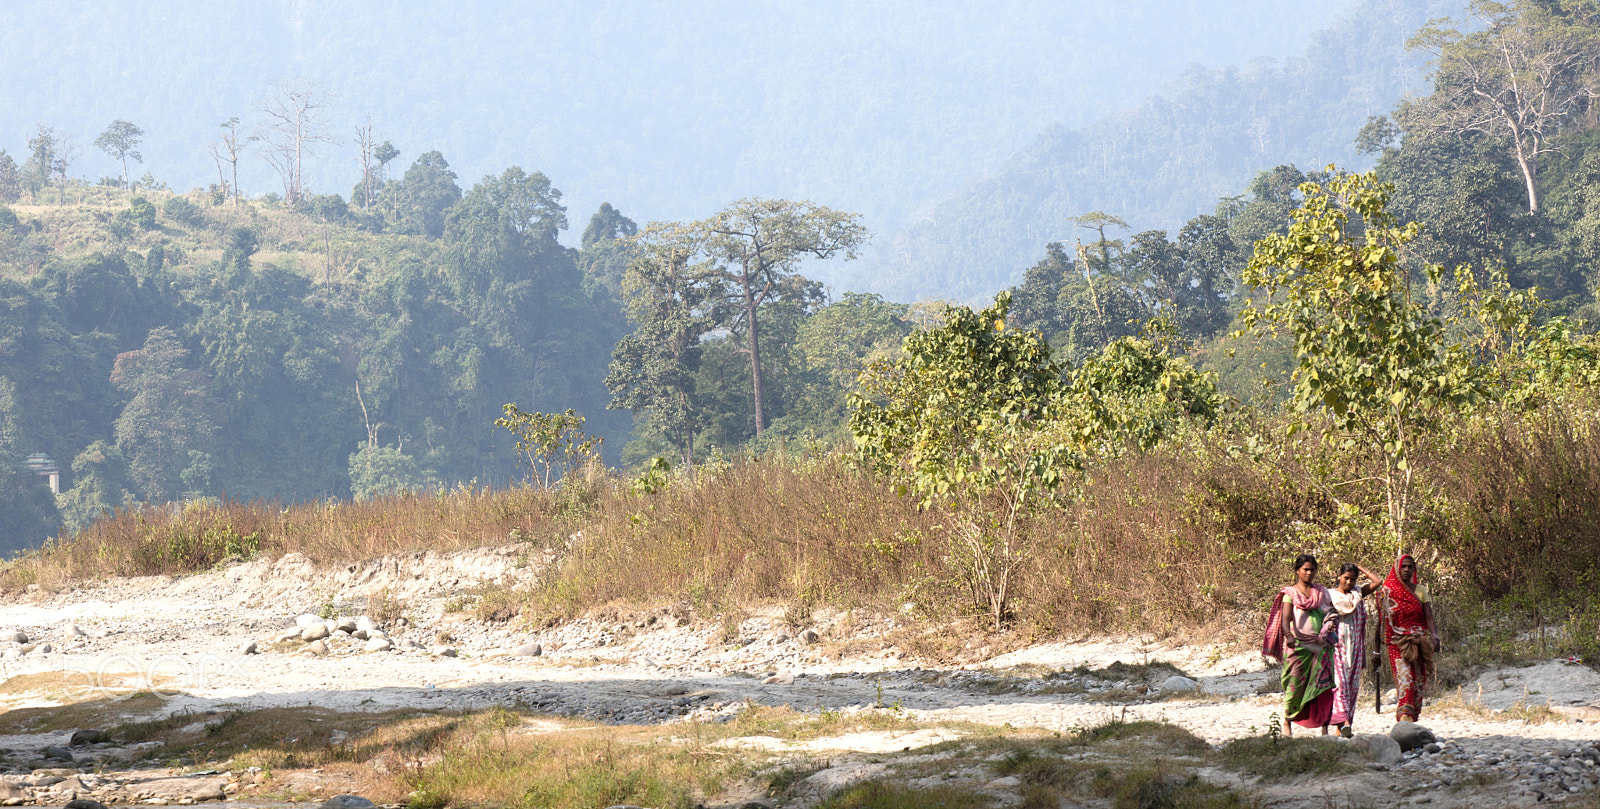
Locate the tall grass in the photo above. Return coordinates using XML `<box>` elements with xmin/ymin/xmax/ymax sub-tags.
<box><xmin>6</xmin><ymin>397</ymin><xmax>1598</xmax><ymax>657</ymax></box>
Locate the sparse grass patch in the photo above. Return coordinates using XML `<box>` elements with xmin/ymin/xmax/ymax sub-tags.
<box><xmin>0</xmin><ymin>690</ymin><xmax>169</xmax><ymax>735</ymax></box>
<box><xmin>1216</xmin><ymin>736</ymin><xmax>1357</xmax><ymax>781</ymax></box>
<box><xmin>1090</xmin><ymin>768</ymin><xmax>1253</xmax><ymax>809</ymax></box>
<box><xmin>815</xmin><ymin>780</ymin><xmax>992</xmax><ymax>809</ymax></box>
<box><xmin>1070</xmin><ymin>718</ymin><xmax>1210</xmax><ymax>755</ymax></box>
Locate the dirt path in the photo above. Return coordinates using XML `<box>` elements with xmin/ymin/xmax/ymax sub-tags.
<box><xmin>0</xmin><ymin>548</ymin><xmax>1596</xmax><ymax>807</ymax></box>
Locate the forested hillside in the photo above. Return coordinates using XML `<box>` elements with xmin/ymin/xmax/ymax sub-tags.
<box><xmin>865</xmin><ymin>0</ymin><xmax>1460</xmax><ymax>301</ymax></box>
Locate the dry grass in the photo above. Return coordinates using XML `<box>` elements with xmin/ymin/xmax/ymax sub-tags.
<box><xmin>3</xmin><ymin>395</ymin><xmax>1597</xmax><ymax>655</ymax></box>
<box><xmin>0</xmin><ymin>484</ymin><xmax>562</xmax><ymax>589</ymax></box>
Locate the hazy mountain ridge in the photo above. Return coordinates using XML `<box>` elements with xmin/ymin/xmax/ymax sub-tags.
<box><xmin>2</xmin><ymin>1</ymin><xmax>1348</xmax><ymax>269</ymax></box>
<box><xmin>862</xmin><ymin>0</ymin><xmax>1461</xmax><ymax>302</ymax></box>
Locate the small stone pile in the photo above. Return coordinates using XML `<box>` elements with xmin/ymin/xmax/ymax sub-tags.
<box><xmin>255</xmin><ymin>614</ymin><xmax>399</xmax><ymax>656</ymax></box>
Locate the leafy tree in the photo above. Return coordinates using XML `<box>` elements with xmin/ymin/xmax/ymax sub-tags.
<box><xmin>93</xmin><ymin>119</ymin><xmax>144</xmax><ymax>188</ymax></box>
<box><xmin>494</xmin><ymin>405</ymin><xmax>602</xmax><ymax>488</ymax></box>
<box><xmin>123</xmin><ymin>196</ymin><xmax>156</xmax><ymax>230</ymax></box>
<box><xmin>347</xmin><ymin>443</ymin><xmax>442</xmax><ymax>500</ymax></box>
<box><xmin>851</xmin><ymin>293</ymin><xmax>1073</xmax><ymax>628</ymax></box>
<box><xmin>1408</xmin><ymin>0</ymin><xmax>1600</xmax><ymax>212</ymax></box>
<box><xmin>111</xmin><ymin>327</ymin><xmax>219</xmax><ymax>502</ymax></box>
<box><xmin>1060</xmin><ymin>333</ymin><xmax>1221</xmax><ymax>455</ymax></box>
<box><xmin>606</xmin><ymin>222</ymin><xmax>723</xmax><ymax>466</ymax></box>
<box><xmin>582</xmin><ymin>202</ymin><xmax>638</xmax><ymax>249</ymax></box>
<box><xmin>703</xmin><ymin>198</ymin><xmax>867</xmax><ymax>435</ymax></box>
<box><xmin>20</xmin><ymin>125</ymin><xmax>56</xmax><ymax>197</ymax></box>
<box><xmin>55</xmin><ymin>440</ymin><xmax>131</xmax><ymax>534</ymax></box>
<box><xmin>0</xmin><ymin>150</ymin><xmax>19</xmax><ymax>203</ymax></box>
<box><xmin>1236</xmin><ymin>169</ymin><xmax>1480</xmax><ymax>544</ymax></box>
<box><xmin>384</xmin><ymin>150</ymin><xmax>461</xmax><ymax>237</ymax></box>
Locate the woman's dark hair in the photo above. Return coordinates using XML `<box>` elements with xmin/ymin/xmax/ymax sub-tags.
<box><xmin>1339</xmin><ymin>563</ymin><xmax>1359</xmax><ymax>576</ymax></box>
<box><xmin>1293</xmin><ymin>554</ymin><xmax>1319</xmax><ymax>571</ymax></box>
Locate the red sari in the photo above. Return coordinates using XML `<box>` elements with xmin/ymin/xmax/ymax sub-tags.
<box><xmin>1378</xmin><ymin>555</ymin><xmax>1433</xmax><ymax>721</ymax></box>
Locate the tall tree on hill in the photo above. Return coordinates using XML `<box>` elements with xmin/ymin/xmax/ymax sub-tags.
<box><xmin>20</xmin><ymin>125</ymin><xmax>56</xmax><ymax>198</ymax></box>
<box><xmin>703</xmin><ymin>198</ymin><xmax>866</xmax><ymax>435</ymax></box>
<box><xmin>1408</xmin><ymin>0</ymin><xmax>1600</xmax><ymax>212</ymax></box>
<box><xmin>606</xmin><ymin>221</ymin><xmax>723</xmax><ymax>465</ymax></box>
<box><xmin>385</xmin><ymin>151</ymin><xmax>460</xmax><ymax>238</ymax></box>
<box><xmin>258</xmin><ymin>79</ymin><xmax>336</xmax><ymax>206</ymax></box>
<box><xmin>93</xmin><ymin>120</ymin><xmax>144</xmax><ymax>188</ymax></box>
<box><xmin>206</xmin><ymin>117</ymin><xmax>254</xmax><ymax>205</ymax></box>
<box><xmin>0</xmin><ymin>150</ymin><xmax>18</xmax><ymax>203</ymax></box>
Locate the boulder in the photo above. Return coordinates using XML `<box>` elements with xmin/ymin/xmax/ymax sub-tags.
<box><xmin>306</xmin><ymin>640</ymin><xmax>330</xmax><ymax>657</ymax></box>
<box><xmin>41</xmin><ymin>746</ymin><xmax>73</xmax><ymax>762</ymax></box>
<box><xmin>240</xmin><ymin>641</ymin><xmax>259</xmax><ymax>655</ymax></box>
<box><xmin>364</xmin><ymin>638</ymin><xmax>393</xmax><ymax>653</ymax></box>
<box><xmin>5</xmin><ymin>631</ymin><xmax>26</xmax><ymax>644</ymax></box>
<box><xmin>1159</xmin><ymin>675</ymin><xmax>1201</xmax><ymax>693</ymax></box>
<box><xmin>68</xmin><ymin>730</ymin><xmax>107</xmax><ymax>747</ymax></box>
<box><xmin>799</xmin><ymin>629</ymin><xmax>820</xmax><ymax>645</ymax></box>
<box><xmin>1389</xmin><ymin>721</ymin><xmax>1437</xmax><ymax>752</ymax></box>
<box><xmin>319</xmin><ymin>796</ymin><xmax>375</xmax><ymax>809</ymax></box>
<box><xmin>437</xmin><ymin>647</ymin><xmax>458</xmax><ymax>658</ymax></box>
<box><xmin>335</xmin><ymin>618</ymin><xmax>359</xmax><ymax>634</ymax></box>
<box><xmin>1350</xmin><ymin>733</ymin><xmax>1403</xmax><ymax>765</ymax></box>
<box><xmin>35</xmin><ymin>644</ymin><xmax>51</xmax><ymax>654</ymax></box>
<box><xmin>294</xmin><ymin>614</ymin><xmax>322</xmax><ymax>628</ymax></box>
<box><xmin>69</xmin><ymin>625</ymin><xmax>87</xmax><ymax>638</ymax></box>
<box><xmin>513</xmin><ymin>642</ymin><xmax>542</xmax><ymax>657</ymax></box>
<box><xmin>62</xmin><ymin>800</ymin><xmax>106</xmax><ymax>809</ymax></box>
<box><xmin>301</xmin><ymin>623</ymin><xmax>331</xmax><ymax>642</ymax></box>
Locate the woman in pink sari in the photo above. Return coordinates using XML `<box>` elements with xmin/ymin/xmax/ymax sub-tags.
<box><xmin>1262</xmin><ymin>554</ymin><xmax>1339</xmax><ymax>736</ymax></box>
<box><xmin>1329</xmin><ymin>562</ymin><xmax>1383</xmax><ymax>736</ymax></box>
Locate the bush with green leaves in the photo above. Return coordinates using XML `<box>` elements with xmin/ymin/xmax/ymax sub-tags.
<box><xmin>851</xmin><ymin>292</ymin><xmax>1076</xmax><ymax>628</ymax></box>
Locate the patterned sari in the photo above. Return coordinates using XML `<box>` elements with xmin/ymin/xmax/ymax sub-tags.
<box><xmin>1378</xmin><ymin>555</ymin><xmax>1433</xmax><ymax>721</ymax></box>
<box><xmin>1262</xmin><ymin>584</ymin><xmax>1337</xmax><ymax>728</ymax></box>
<box><xmin>1329</xmin><ymin>587</ymin><xmax>1367</xmax><ymax>727</ymax></box>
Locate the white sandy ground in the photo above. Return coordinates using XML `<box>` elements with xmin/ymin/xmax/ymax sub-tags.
<box><xmin>0</xmin><ymin>546</ymin><xmax>1594</xmax><ymax>807</ymax></box>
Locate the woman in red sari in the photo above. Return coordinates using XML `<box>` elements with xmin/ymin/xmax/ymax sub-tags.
<box><xmin>1262</xmin><ymin>554</ymin><xmax>1339</xmax><ymax>736</ymax></box>
<box><xmin>1376</xmin><ymin>554</ymin><xmax>1439</xmax><ymax>722</ymax></box>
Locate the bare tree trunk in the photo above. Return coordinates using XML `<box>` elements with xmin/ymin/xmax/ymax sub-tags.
<box><xmin>745</xmin><ymin>282</ymin><xmax>766</xmax><ymax>435</ymax></box>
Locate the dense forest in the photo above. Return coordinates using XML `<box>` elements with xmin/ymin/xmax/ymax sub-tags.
<box><xmin>2</xmin><ymin>0</ymin><xmax>1598</xmax><ymax>560</ymax></box>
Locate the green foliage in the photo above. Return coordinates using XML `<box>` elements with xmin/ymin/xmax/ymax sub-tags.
<box><xmin>161</xmin><ymin>196</ymin><xmax>204</xmax><ymax>228</ymax></box>
<box><xmin>0</xmin><ymin>151</ymin><xmax>19</xmax><ymax>203</ymax></box>
<box><xmin>851</xmin><ymin>292</ymin><xmax>1074</xmax><ymax>627</ymax></box>
<box><xmin>631</xmin><ymin>456</ymin><xmax>672</xmax><ymax>495</ymax></box>
<box><xmin>852</xmin><ymin>292</ymin><xmax>1070</xmax><ymax>508</ymax></box>
<box><xmin>123</xmin><ymin>196</ymin><xmax>157</xmax><ymax>230</ymax></box>
<box><xmin>111</xmin><ymin>327</ymin><xmax>219</xmax><ymax>502</ymax></box>
<box><xmin>1237</xmin><ymin>168</ymin><xmax>1479</xmax><ymax>542</ymax></box>
<box><xmin>93</xmin><ymin>119</ymin><xmax>144</xmax><ymax>186</ymax></box>
<box><xmin>1216</xmin><ymin>736</ymin><xmax>1358</xmax><ymax>781</ymax></box>
<box><xmin>347</xmin><ymin>444</ymin><xmax>443</xmax><ymax>501</ymax></box>
<box><xmin>383</xmin><ymin>150</ymin><xmax>460</xmax><ymax>237</ymax></box>
<box><xmin>56</xmin><ymin>440</ymin><xmax>130</xmax><ymax>534</ymax></box>
<box><xmin>495</xmin><ymin>406</ymin><xmax>602</xmax><ymax>489</ymax></box>
<box><xmin>1063</xmin><ymin>333</ymin><xmax>1221</xmax><ymax>455</ymax></box>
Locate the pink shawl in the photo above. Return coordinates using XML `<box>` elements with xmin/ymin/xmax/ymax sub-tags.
<box><xmin>1261</xmin><ymin>584</ymin><xmax>1334</xmax><ymax>663</ymax></box>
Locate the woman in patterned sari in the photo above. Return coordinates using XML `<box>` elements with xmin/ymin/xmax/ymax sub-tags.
<box><xmin>1377</xmin><ymin>554</ymin><xmax>1438</xmax><ymax>723</ymax></box>
<box><xmin>1329</xmin><ymin>562</ymin><xmax>1383</xmax><ymax>736</ymax></box>
<box><xmin>1261</xmin><ymin>554</ymin><xmax>1339</xmax><ymax>736</ymax></box>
